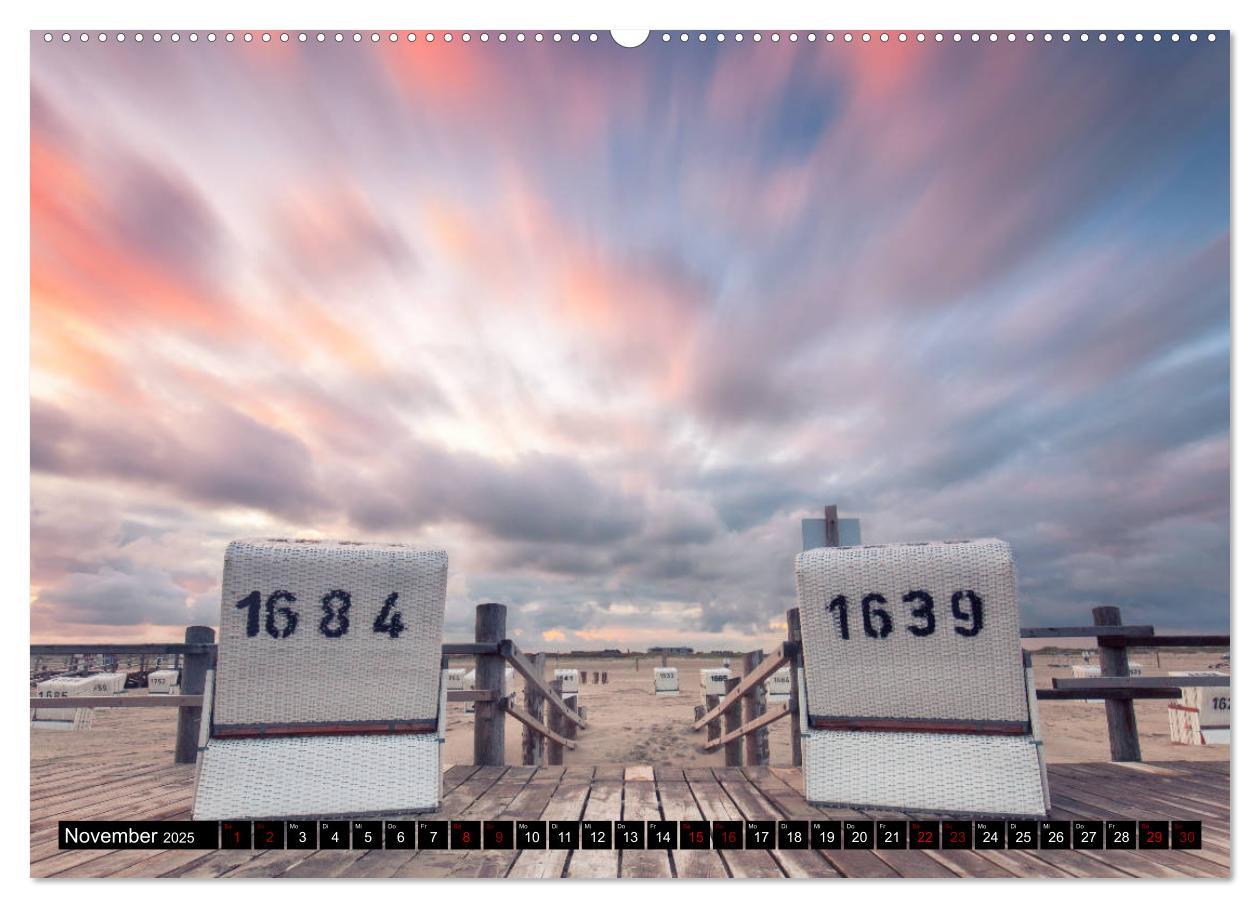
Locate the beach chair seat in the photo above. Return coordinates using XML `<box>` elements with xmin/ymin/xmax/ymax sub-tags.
<box><xmin>192</xmin><ymin>539</ymin><xmax>449</xmax><ymax>820</ymax></box>
<box><xmin>795</xmin><ymin>538</ymin><xmax>1049</xmax><ymax>817</ymax></box>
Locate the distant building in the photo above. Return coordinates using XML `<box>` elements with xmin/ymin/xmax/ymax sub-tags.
<box><xmin>647</xmin><ymin>646</ymin><xmax>694</xmax><ymax>655</ymax></box>
<box><xmin>570</xmin><ymin>649</ymin><xmax>623</xmax><ymax>657</ymax></box>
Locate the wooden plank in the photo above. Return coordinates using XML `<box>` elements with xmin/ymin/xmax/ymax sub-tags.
<box><xmin>692</xmin><ymin>643</ymin><xmax>795</xmax><ymax>730</ymax></box>
<box><xmin>504</xmin><ymin>698</ymin><xmax>575</xmax><ymax>749</ymax></box>
<box><xmin>715</xmin><ymin>770</ymin><xmax>838</xmax><ymax>878</ymax></box>
<box><xmin>703</xmin><ymin>703</ymin><xmax>791</xmax><ymax>750</ymax></box>
<box><xmin>786</xmin><ymin>608</ymin><xmax>803</xmax><ymax>767</ymax></box>
<box><xmin>566</xmin><ymin>779</ymin><xmax>623</xmax><ymax>878</ymax></box>
<box><xmin>620</xmin><ymin>779</ymin><xmax>671</xmax><ymax>878</ymax></box>
<box><xmin>686</xmin><ymin>775</ymin><xmax>782</xmax><ymax>878</ymax></box>
<box><xmin>507</xmin><ymin>776</ymin><xmax>591</xmax><ymax>878</ymax></box>
<box><xmin>31</xmin><ymin>642</ymin><xmax>216</xmax><ymax>655</ymax></box>
<box><xmin>447</xmin><ymin>689</ymin><xmax>496</xmax><ymax>702</ymax></box>
<box><xmin>1094</xmin><ymin>606</ymin><xmax>1140</xmax><ymax>761</ymax></box>
<box><xmin>504</xmin><ymin>643</ymin><xmax>586</xmax><ymax>729</ymax></box>
<box><xmin>29</xmin><ymin>696</ymin><xmax>202</xmax><ymax>709</ymax></box>
<box><xmin>656</xmin><ymin>781</ymin><xmax>727</xmax><ymax>878</ymax></box>
<box><xmin>1036</xmin><ymin>688</ymin><xmax>1181</xmax><ymax>700</ymax></box>
<box><xmin>1054</xmin><ymin>676</ymin><xmax>1229</xmax><ymax>690</ymax></box>
<box><xmin>1019</xmin><ymin>626</ymin><xmax>1154</xmax><ymax>639</ymax></box>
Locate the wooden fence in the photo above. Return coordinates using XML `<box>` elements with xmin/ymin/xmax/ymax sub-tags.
<box><xmin>29</xmin><ymin>603</ymin><xmax>586</xmax><ymax>767</ymax></box>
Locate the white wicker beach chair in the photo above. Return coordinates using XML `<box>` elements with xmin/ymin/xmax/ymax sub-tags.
<box><xmin>192</xmin><ymin>539</ymin><xmax>449</xmax><ymax>820</ymax></box>
<box><xmin>795</xmin><ymin>539</ymin><xmax>1050</xmax><ymax>817</ymax></box>
<box><xmin>31</xmin><ymin>676</ymin><xmax>96</xmax><ymax>731</ymax></box>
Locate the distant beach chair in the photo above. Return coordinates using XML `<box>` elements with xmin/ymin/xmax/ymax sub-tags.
<box><xmin>146</xmin><ymin>669</ymin><xmax>180</xmax><ymax>694</ymax></box>
<box><xmin>1168</xmin><ymin>671</ymin><xmax>1230</xmax><ymax>745</ymax></box>
<box><xmin>794</xmin><ymin>539</ymin><xmax>1050</xmax><ymax>817</ymax></box>
<box><xmin>192</xmin><ymin>539</ymin><xmax>449</xmax><ymax>820</ymax></box>
<box><xmin>31</xmin><ymin>676</ymin><xmax>95</xmax><ymax>731</ymax></box>
<box><xmin>654</xmin><ymin>666</ymin><xmax>679</xmax><ymax>696</ymax></box>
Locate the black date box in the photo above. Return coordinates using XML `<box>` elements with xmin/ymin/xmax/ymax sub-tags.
<box><xmin>712</xmin><ymin>821</ymin><xmax>743</xmax><ymax>850</ymax></box>
<box><xmin>909</xmin><ymin>821</ymin><xmax>940</xmax><ymax>850</ymax></box>
<box><xmin>1072</xmin><ymin>821</ymin><xmax>1104</xmax><ymax>850</ymax></box>
<box><xmin>809</xmin><ymin>821</ymin><xmax>843</xmax><ymax>849</ymax></box>
<box><xmin>516</xmin><ymin>820</ymin><xmax>547</xmax><ymax>849</ymax></box>
<box><xmin>416</xmin><ymin>821</ymin><xmax>448</xmax><ymax>850</ymax></box>
<box><xmin>548</xmin><ymin>821</ymin><xmax>579</xmax><ymax>849</ymax></box>
<box><xmin>351</xmin><ymin>821</ymin><xmax>383</xmax><ymax>849</ymax></box>
<box><xmin>252</xmin><ymin>821</ymin><xmax>284</xmax><ymax>850</ymax></box>
<box><xmin>1007</xmin><ymin>821</ymin><xmax>1037</xmax><ymax>850</ymax></box>
<box><xmin>384</xmin><ymin>821</ymin><xmax>415</xmax><ymax>850</ymax></box>
<box><xmin>777</xmin><ymin>821</ymin><xmax>809</xmax><ymax>850</ymax></box>
<box><xmin>1039</xmin><ymin>821</ymin><xmax>1070</xmax><ymax>850</ymax></box>
<box><xmin>581</xmin><ymin>821</ymin><xmax>612</xmax><ymax>850</ymax></box>
<box><xmin>745</xmin><ymin>821</ymin><xmax>776</xmax><ymax>850</ymax></box>
<box><xmin>450</xmin><ymin>821</ymin><xmax>481</xmax><ymax>850</ymax></box>
<box><xmin>680</xmin><ymin>820</ymin><xmax>711</xmax><ymax>850</ymax></box>
<box><xmin>843</xmin><ymin>821</ymin><xmax>874</xmax><ymax>849</ymax></box>
<box><xmin>286</xmin><ymin>821</ymin><xmax>317</xmax><ymax>850</ymax></box>
<box><xmin>1171</xmin><ymin>821</ymin><xmax>1202</xmax><ymax>850</ymax></box>
<box><xmin>647</xmin><ymin>821</ymin><xmax>677</xmax><ymax>849</ymax></box>
<box><xmin>973</xmin><ymin>821</ymin><xmax>1005</xmax><ymax>850</ymax></box>
<box><xmin>877</xmin><ymin>821</ymin><xmax>908</xmax><ymax>850</ymax></box>
<box><xmin>1139</xmin><ymin>821</ymin><xmax>1170</xmax><ymax>850</ymax></box>
<box><xmin>483</xmin><ymin>821</ymin><xmax>514</xmax><ymax>849</ymax></box>
<box><xmin>1106</xmin><ymin>821</ymin><xmax>1137</xmax><ymax>850</ymax></box>
<box><xmin>221</xmin><ymin>821</ymin><xmax>251</xmax><ymax>850</ymax></box>
<box><xmin>319</xmin><ymin>821</ymin><xmax>350</xmax><ymax>850</ymax></box>
<box><xmin>614</xmin><ymin>821</ymin><xmax>645</xmax><ymax>849</ymax></box>
<box><xmin>941</xmin><ymin>821</ymin><xmax>972</xmax><ymax>850</ymax></box>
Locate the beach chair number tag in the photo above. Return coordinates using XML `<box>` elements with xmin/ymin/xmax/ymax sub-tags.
<box><xmin>234</xmin><ymin>589</ymin><xmax>408</xmax><ymax>640</ymax></box>
<box><xmin>825</xmin><ymin>590</ymin><xmax>984</xmax><ymax>641</ymax></box>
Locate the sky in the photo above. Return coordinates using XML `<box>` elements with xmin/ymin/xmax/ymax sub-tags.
<box><xmin>29</xmin><ymin>32</ymin><xmax>1230</xmax><ymax>648</ymax></box>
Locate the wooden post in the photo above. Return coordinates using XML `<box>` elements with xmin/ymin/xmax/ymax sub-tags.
<box><xmin>723</xmin><ymin>676</ymin><xmax>743</xmax><ymax>767</ymax></box>
<box><xmin>742</xmin><ymin>650</ymin><xmax>769</xmax><ymax>766</ymax></box>
<box><xmin>522</xmin><ymin>652</ymin><xmax>547</xmax><ymax>765</ymax></box>
<box><xmin>601</xmin><ymin>671</ymin><xmax>608</xmax><ymax>684</ymax></box>
<box><xmin>705</xmin><ymin>693</ymin><xmax>721</xmax><ymax>747</ymax></box>
<box><xmin>1094</xmin><ymin>606</ymin><xmax>1141</xmax><ymax>762</ymax></box>
<box><xmin>824</xmin><ymin>504</ymin><xmax>840</xmax><ymax>547</ymax></box>
<box><xmin>661</xmin><ymin>653</ymin><xmax>668</xmax><ymax>667</ymax></box>
<box><xmin>635</xmin><ymin>657</ymin><xmax>640</xmax><ymax>672</ymax></box>
<box><xmin>787</xmin><ymin>608</ymin><xmax>803</xmax><ymax>767</ymax></box>
<box><xmin>474</xmin><ymin>602</ymin><xmax>507</xmax><ymax>766</ymax></box>
<box><xmin>563</xmin><ymin>695</ymin><xmax>580</xmax><ymax>745</ymax></box>
<box><xmin>174</xmin><ymin>626</ymin><xmax>214</xmax><ymax>764</ymax></box>
<box><xmin>546</xmin><ymin>680</ymin><xmax>566</xmax><ymax>765</ymax></box>
<box><xmin>580</xmin><ymin>670</ymin><xmax>588</xmax><ymax>684</ymax></box>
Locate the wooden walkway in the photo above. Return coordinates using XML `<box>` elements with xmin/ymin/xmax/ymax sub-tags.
<box><xmin>31</xmin><ymin>756</ymin><xmax>1229</xmax><ymax>878</ymax></box>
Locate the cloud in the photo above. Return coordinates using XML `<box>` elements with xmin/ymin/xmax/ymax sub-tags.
<box><xmin>28</xmin><ymin>36</ymin><xmax>1231</xmax><ymax>644</ymax></box>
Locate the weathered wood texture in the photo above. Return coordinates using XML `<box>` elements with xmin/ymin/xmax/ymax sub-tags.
<box><xmin>1094</xmin><ymin>606</ymin><xmax>1140</xmax><ymax>761</ymax></box>
<box><xmin>174</xmin><ymin>626</ymin><xmax>213</xmax><ymax>765</ymax></box>
<box><xmin>521</xmin><ymin>652</ymin><xmax>546</xmax><ymax>765</ymax></box>
<box><xmin>30</xmin><ymin>753</ymin><xmax>1229</xmax><ymax>878</ymax></box>
<box><xmin>787</xmin><ymin>608</ymin><xmax>803</xmax><ymax>767</ymax></box>
<box><xmin>742</xmin><ymin>650</ymin><xmax>769</xmax><ymax>766</ymax></box>
<box><xmin>473</xmin><ymin>603</ymin><xmax>507</xmax><ymax>767</ymax></box>
<box><xmin>722</xmin><ymin>676</ymin><xmax>743</xmax><ymax>767</ymax></box>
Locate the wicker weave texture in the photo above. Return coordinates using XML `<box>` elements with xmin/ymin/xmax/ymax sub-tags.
<box><xmin>216</xmin><ymin>539</ymin><xmax>447</xmax><ymax>726</ymax></box>
<box><xmin>796</xmin><ymin>539</ymin><xmax>1027</xmax><ymax>723</ymax></box>
<box><xmin>32</xmin><ymin>677</ymin><xmax>96</xmax><ymax>721</ymax></box>
<box><xmin>803</xmin><ymin>729</ymin><xmax>1048</xmax><ymax>816</ymax></box>
<box><xmin>192</xmin><ymin>734</ymin><xmax>442</xmax><ymax>820</ymax></box>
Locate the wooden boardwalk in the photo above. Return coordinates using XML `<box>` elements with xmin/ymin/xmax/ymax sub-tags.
<box><xmin>31</xmin><ymin>755</ymin><xmax>1229</xmax><ymax>878</ymax></box>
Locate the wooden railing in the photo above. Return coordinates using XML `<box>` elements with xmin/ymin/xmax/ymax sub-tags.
<box><xmin>29</xmin><ymin>603</ymin><xmax>586</xmax><ymax>769</ymax></box>
<box><xmin>1021</xmin><ymin>605</ymin><xmax>1229</xmax><ymax>762</ymax></box>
